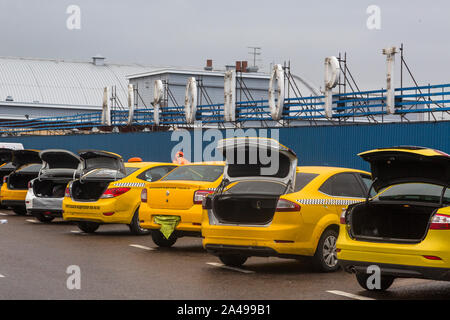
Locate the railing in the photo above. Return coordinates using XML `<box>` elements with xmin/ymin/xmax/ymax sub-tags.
<box><xmin>1</xmin><ymin>83</ymin><xmax>449</xmax><ymax>134</ymax></box>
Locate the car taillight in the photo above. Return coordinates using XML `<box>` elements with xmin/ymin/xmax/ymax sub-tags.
<box><xmin>100</xmin><ymin>187</ymin><xmax>131</xmax><ymax>199</ymax></box>
<box><xmin>275</xmin><ymin>199</ymin><xmax>301</xmax><ymax>212</ymax></box>
<box><xmin>141</xmin><ymin>188</ymin><xmax>147</xmax><ymax>203</ymax></box>
<box><xmin>193</xmin><ymin>190</ymin><xmax>214</xmax><ymax>204</ymax></box>
<box><xmin>28</xmin><ymin>181</ymin><xmax>32</xmax><ymax>189</ymax></box>
<box><xmin>340</xmin><ymin>208</ymin><xmax>347</xmax><ymax>224</ymax></box>
<box><xmin>3</xmin><ymin>176</ymin><xmax>7</xmax><ymax>184</ymax></box>
<box><xmin>430</xmin><ymin>214</ymin><xmax>450</xmax><ymax>230</ymax></box>
<box><xmin>64</xmin><ymin>187</ymin><xmax>71</xmax><ymax>198</ymax></box>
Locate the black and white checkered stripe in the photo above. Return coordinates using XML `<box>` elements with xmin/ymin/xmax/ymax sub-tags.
<box><xmin>113</xmin><ymin>182</ymin><xmax>146</xmax><ymax>188</ymax></box>
<box><xmin>296</xmin><ymin>199</ymin><xmax>363</xmax><ymax>206</ymax></box>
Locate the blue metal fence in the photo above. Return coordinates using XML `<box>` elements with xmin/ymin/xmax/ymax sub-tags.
<box><xmin>1</xmin><ymin>83</ymin><xmax>450</xmax><ymax>134</ymax></box>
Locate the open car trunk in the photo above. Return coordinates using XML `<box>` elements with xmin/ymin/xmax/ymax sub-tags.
<box><xmin>70</xmin><ymin>180</ymin><xmax>110</xmax><ymax>201</ymax></box>
<box><xmin>0</xmin><ymin>162</ymin><xmax>15</xmax><ymax>186</ymax></box>
<box><xmin>69</xmin><ymin>150</ymin><xmax>126</xmax><ymax>202</ymax></box>
<box><xmin>8</xmin><ymin>169</ymin><xmax>40</xmax><ymax>190</ymax></box>
<box><xmin>349</xmin><ymin>202</ymin><xmax>437</xmax><ymax>243</ymax></box>
<box><xmin>210</xmin><ymin>138</ymin><xmax>297</xmax><ymax>225</ymax></box>
<box><xmin>33</xmin><ymin>180</ymin><xmax>69</xmax><ymax>198</ymax></box>
<box><xmin>212</xmin><ymin>194</ymin><xmax>279</xmax><ymax>225</ymax></box>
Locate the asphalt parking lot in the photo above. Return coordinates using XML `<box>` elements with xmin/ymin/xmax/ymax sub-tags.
<box><xmin>1</xmin><ymin>209</ymin><xmax>450</xmax><ymax>300</ymax></box>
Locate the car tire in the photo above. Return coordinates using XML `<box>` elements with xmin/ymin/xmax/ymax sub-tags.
<box><xmin>129</xmin><ymin>208</ymin><xmax>150</xmax><ymax>235</ymax></box>
<box><xmin>12</xmin><ymin>207</ymin><xmax>27</xmax><ymax>216</ymax></box>
<box><xmin>34</xmin><ymin>213</ymin><xmax>55</xmax><ymax>223</ymax></box>
<box><xmin>356</xmin><ymin>272</ymin><xmax>395</xmax><ymax>291</ymax></box>
<box><xmin>151</xmin><ymin>230</ymin><xmax>177</xmax><ymax>247</ymax></box>
<box><xmin>312</xmin><ymin>228</ymin><xmax>340</xmax><ymax>272</ymax></box>
<box><xmin>76</xmin><ymin>221</ymin><xmax>100</xmax><ymax>233</ymax></box>
<box><xmin>218</xmin><ymin>254</ymin><xmax>248</xmax><ymax>267</ymax></box>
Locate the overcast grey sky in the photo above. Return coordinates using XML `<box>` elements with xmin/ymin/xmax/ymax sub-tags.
<box><xmin>0</xmin><ymin>0</ymin><xmax>449</xmax><ymax>90</ymax></box>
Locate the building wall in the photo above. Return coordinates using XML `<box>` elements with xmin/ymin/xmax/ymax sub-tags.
<box><xmin>2</xmin><ymin>121</ymin><xmax>449</xmax><ymax>171</ymax></box>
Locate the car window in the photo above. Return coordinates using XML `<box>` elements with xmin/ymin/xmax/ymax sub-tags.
<box><xmin>359</xmin><ymin>174</ymin><xmax>376</xmax><ymax>197</ymax></box>
<box><xmin>319</xmin><ymin>173</ymin><xmax>365</xmax><ymax>198</ymax></box>
<box><xmin>294</xmin><ymin>172</ymin><xmax>319</xmax><ymax>192</ymax></box>
<box><xmin>125</xmin><ymin>167</ymin><xmax>140</xmax><ymax>177</ymax></box>
<box><xmin>376</xmin><ymin>183</ymin><xmax>450</xmax><ymax>204</ymax></box>
<box><xmin>162</xmin><ymin>165</ymin><xmax>223</xmax><ymax>182</ymax></box>
<box><xmin>137</xmin><ymin>166</ymin><xmax>177</xmax><ymax>182</ymax></box>
<box><xmin>16</xmin><ymin>164</ymin><xmax>42</xmax><ymax>173</ymax></box>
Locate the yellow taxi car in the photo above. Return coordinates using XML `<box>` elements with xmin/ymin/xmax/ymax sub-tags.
<box><xmin>337</xmin><ymin>146</ymin><xmax>450</xmax><ymax>291</ymax></box>
<box><xmin>1</xmin><ymin>149</ymin><xmax>42</xmax><ymax>215</ymax></box>
<box><xmin>139</xmin><ymin>162</ymin><xmax>225</xmax><ymax>247</ymax></box>
<box><xmin>202</xmin><ymin>137</ymin><xmax>371</xmax><ymax>272</ymax></box>
<box><xmin>63</xmin><ymin>150</ymin><xmax>177</xmax><ymax>234</ymax></box>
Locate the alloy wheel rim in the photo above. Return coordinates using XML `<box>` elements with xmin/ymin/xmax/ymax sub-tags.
<box><xmin>322</xmin><ymin>235</ymin><xmax>338</xmax><ymax>267</ymax></box>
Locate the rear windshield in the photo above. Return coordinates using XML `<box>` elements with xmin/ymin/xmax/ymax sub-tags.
<box><xmin>85</xmin><ymin>158</ymin><xmax>122</xmax><ymax>171</ymax></box>
<box><xmin>226</xmin><ymin>180</ymin><xmax>287</xmax><ymax>195</ymax></box>
<box><xmin>162</xmin><ymin>165</ymin><xmax>223</xmax><ymax>182</ymax></box>
<box><xmin>0</xmin><ymin>162</ymin><xmax>15</xmax><ymax>171</ymax></box>
<box><xmin>16</xmin><ymin>164</ymin><xmax>42</xmax><ymax>173</ymax></box>
<box><xmin>376</xmin><ymin>183</ymin><xmax>450</xmax><ymax>204</ymax></box>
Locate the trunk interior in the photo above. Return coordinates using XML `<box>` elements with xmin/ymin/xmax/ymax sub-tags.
<box><xmin>212</xmin><ymin>194</ymin><xmax>279</xmax><ymax>225</ymax></box>
<box><xmin>350</xmin><ymin>202</ymin><xmax>437</xmax><ymax>243</ymax></box>
<box><xmin>33</xmin><ymin>180</ymin><xmax>69</xmax><ymax>198</ymax></box>
<box><xmin>8</xmin><ymin>172</ymin><xmax>39</xmax><ymax>190</ymax></box>
<box><xmin>71</xmin><ymin>180</ymin><xmax>109</xmax><ymax>201</ymax></box>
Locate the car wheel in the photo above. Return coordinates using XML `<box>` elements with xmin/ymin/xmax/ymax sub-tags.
<box><xmin>76</xmin><ymin>221</ymin><xmax>100</xmax><ymax>233</ymax></box>
<box><xmin>312</xmin><ymin>228</ymin><xmax>340</xmax><ymax>272</ymax></box>
<box><xmin>218</xmin><ymin>254</ymin><xmax>248</xmax><ymax>267</ymax></box>
<box><xmin>151</xmin><ymin>230</ymin><xmax>177</xmax><ymax>247</ymax></box>
<box><xmin>129</xmin><ymin>208</ymin><xmax>150</xmax><ymax>235</ymax></box>
<box><xmin>12</xmin><ymin>207</ymin><xmax>27</xmax><ymax>216</ymax></box>
<box><xmin>356</xmin><ymin>272</ymin><xmax>395</xmax><ymax>291</ymax></box>
<box><xmin>34</xmin><ymin>213</ymin><xmax>55</xmax><ymax>223</ymax></box>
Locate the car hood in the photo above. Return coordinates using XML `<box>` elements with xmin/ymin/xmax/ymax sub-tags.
<box><xmin>217</xmin><ymin>137</ymin><xmax>298</xmax><ymax>193</ymax></box>
<box><xmin>359</xmin><ymin>146</ymin><xmax>450</xmax><ymax>192</ymax></box>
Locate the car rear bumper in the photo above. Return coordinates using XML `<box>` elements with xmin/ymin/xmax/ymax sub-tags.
<box><xmin>27</xmin><ymin>196</ymin><xmax>63</xmax><ymax>213</ymax></box>
<box><xmin>339</xmin><ymin>259</ymin><xmax>450</xmax><ymax>281</ymax></box>
<box><xmin>29</xmin><ymin>209</ymin><xmax>63</xmax><ymax>218</ymax></box>
<box><xmin>2</xmin><ymin>200</ymin><xmax>26</xmax><ymax>207</ymax></box>
<box><xmin>62</xmin><ymin>198</ymin><xmax>134</xmax><ymax>224</ymax></box>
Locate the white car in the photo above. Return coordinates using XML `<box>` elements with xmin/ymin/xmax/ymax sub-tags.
<box><xmin>26</xmin><ymin>150</ymin><xmax>81</xmax><ymax>222</ymax></box>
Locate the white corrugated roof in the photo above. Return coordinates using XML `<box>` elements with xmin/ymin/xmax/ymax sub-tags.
<box><xmin>0</xmin><ymin>56</ymin><xmax>153</xmax><ymax>108</ymax></box>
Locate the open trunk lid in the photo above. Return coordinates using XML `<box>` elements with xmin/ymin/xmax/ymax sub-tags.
<box><xmin>359</xmin><ymin>147</ymin><xmax>450</xmax><ymax>192</ymax></box>
<box><xmin>39</xmin><ymin>149</ymin><xmax>82</xmax><ymax>180</ymax></box>
<box><xmin>0</xmin><ymin>148</ymin><xmax>14</xmax><ymax>164</ymax></box>
<box><xmin>217</xmin><ymin>137</ymin><xmax>298</xmax><ymax>194</ymax></box>
<box><xmin>78</xmin><ymin>149</ymin><xmax>126</xmax><ymax>181</ymax></box>
<box><xmin>148</xmin><ymin>181</ymin><xmax>213</xmax><ymax>209</ymax></box>
<box><xmin>12</xmin><ymin>150</ymin><xmax>41</xmax><ymax>169</ymax></box>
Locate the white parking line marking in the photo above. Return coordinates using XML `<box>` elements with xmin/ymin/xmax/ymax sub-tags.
<box><xmin>206</xmin><ymin>262</ymin><xmax>255</xmax><ymax>274</ymax></box>
<box><xmin>0</xmin><ymin>219</ymin><xmax>7</xmax><ymax>224</ymax></box>
<box><xmin>0</xmin><ymin>274</ymin><xmax>5</xmax><ymax>278</ymax></box>
<box><xmin>326</xmin><ymin>290</ymin><xmax>375</xmax><ymax>300</ymax></box>
<box><xmin>129</xmin><ymin>244</ymin><xmax>154</xmax><ymax>251</ymax></box>
<box><xmin>0</xmin><ymin>212</ymin><xmax>8</xmax><ymax>216</ymax></box>
<box><xmin>26</xmin><ymin>219</ymin><xmax>40</xmax><ymax>224</ymax></box>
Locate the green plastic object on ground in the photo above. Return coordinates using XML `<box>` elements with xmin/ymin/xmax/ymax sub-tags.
<box><xmin>154</xmin><ymin>215</ymin><xmax>181</xmax><ymax>239</ymax></box>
